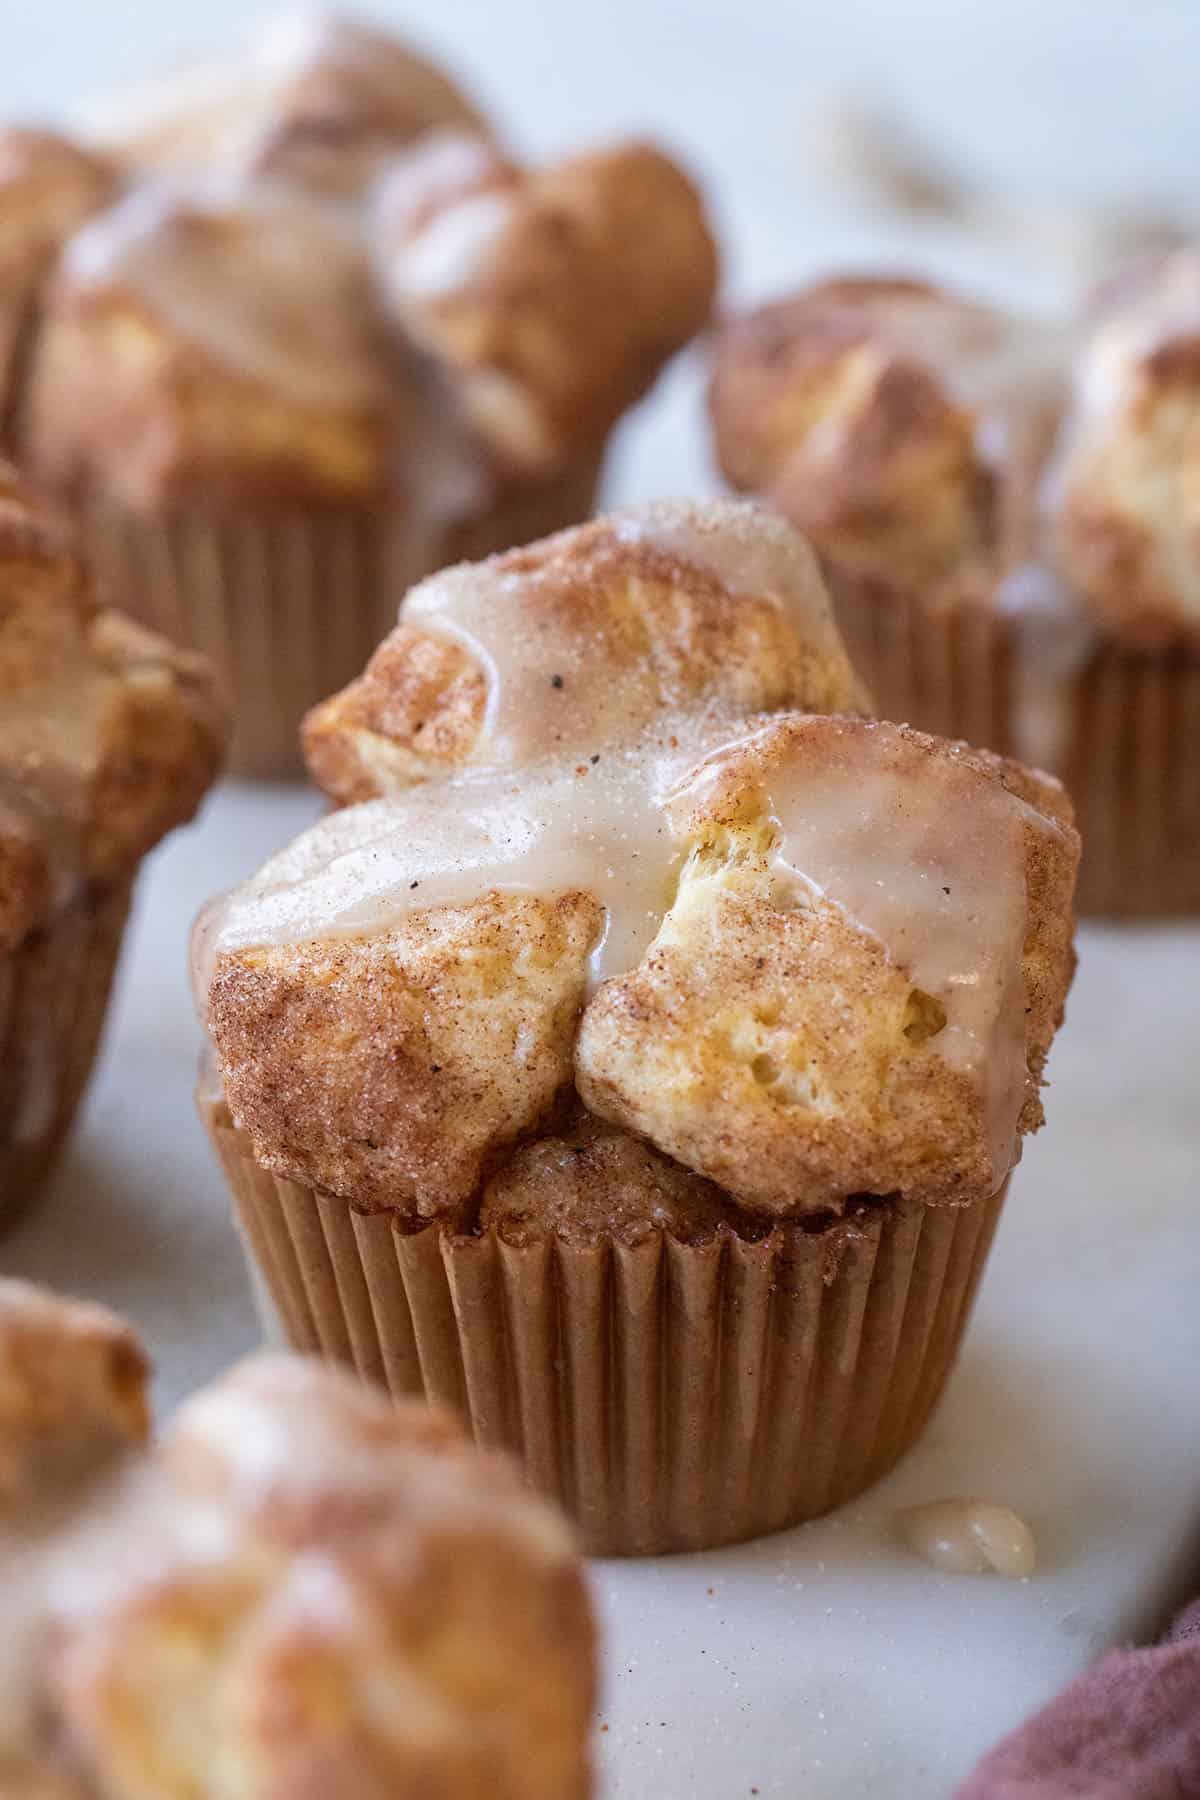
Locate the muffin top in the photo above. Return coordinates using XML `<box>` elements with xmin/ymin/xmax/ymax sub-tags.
<box><xmin>0</xmin><ymin>462</ymin><xmax>227</xmax><ymax>948</ymax></box>
<box><xmin>14</xmin><ymin>12</ymin><xmax>718</xmax><ymax>513</ymax></box>
<box><xmin>77</xmin><ymin>10</ymin><xmax>490</xmax><ymax>193</ymax></box>
<box><xmin>200</xmin><ymin>500</ymin><xmax>1078</xmax><ymax>1229</ymax></box>
<box><xmin>710</xmin><ymin>267</ymin><xmax>1200</xmax><ymax>650</ymax></box>
<box><xmin>0</xmin><ymin>1291</ymin><xmax>595</xmax><ymax>1799</ymax></box>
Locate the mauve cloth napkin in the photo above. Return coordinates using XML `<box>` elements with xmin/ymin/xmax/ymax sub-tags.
<box><xmin>958</xmin><ymin>1599</ymin><xmax>1200</xmax><ymax>1798</ymax></box>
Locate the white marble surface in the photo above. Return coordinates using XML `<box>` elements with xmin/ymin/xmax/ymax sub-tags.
<box><xmin>3</xmin><ymin>2</ymin><xmax>1200</xmax><ymax>1792</ymax></box>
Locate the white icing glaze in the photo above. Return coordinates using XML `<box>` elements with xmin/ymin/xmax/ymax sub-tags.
<box><xmin>61</xmin><ymin>177</ymin><xmax>384</xmax><ymax>413</ymax></box>
<box><xmin>899</xmin><ymin>1497</ymin><xmax>1036</xmax><ymax>1578</ymax></box>
<box><xmin>389</xmin><ymin>187</ymin><xmax>515</xmax><ymax>299</ymax></box>
<box><xmin>196</xmin><ymin>710</ymin><xmax>733</xmax><ymax>999</ymax></box>
<box><xmin>195</xmin><ymin>500</ymin><xmax>861</xmax><ymax>999</ymax></box>
<box><xmin>671</xmin><ymin>718</ymin><xmax>1048</xmax><ymax>1181</ymax></box>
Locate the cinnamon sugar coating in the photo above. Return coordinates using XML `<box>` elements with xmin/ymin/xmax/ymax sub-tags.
<box><xmin>0</xmin><ymin>464</ymin><xmax>227</xmax><ymax>929</ymax></box>
<box><xmin>711</xmin><ymin>264</ymin><xmax>1200</xmax><ymax>648</ymax></box>
<box><xmin>32</xmin><ymin>1354</ymin><xmax>596</xmax><ymax>1799</ymax></box>
<box><xmin>1055</xmin><ymin>250</ymin><xmax>1200</xmax><ymax>649</ymax></box>
<box><xmin>480</xmin><ymin>1108</ymin><xmax>732</xmax><ymax>1245</ymax></box>
<box><xmin>0</xmin><ymin>1277</ymin><xmax>149</xmax><ymax>1505</ymax></box>
<box><xmin>576</xmin><ymin>716</ymin><xmax>1077</xmax><ymax>1213</ymax></box>
<box><xmin>304</xmin><ymin>502</ymin><xmax>862</xmax><ymax>806</ymax></box>
<box><xmin>210</xmin><ymin>889</ymin><xmax>601</xmax><ymax>1225</ymax></box>
<box><xmin>204</xmin><ymin>504</ymin><xmax>1078</xmax><ymax>1225</ymax></box>
<box><xmin>377</xmin><ymin>139</ymin><xmax>719</xmax><ymax>479</ymax></box>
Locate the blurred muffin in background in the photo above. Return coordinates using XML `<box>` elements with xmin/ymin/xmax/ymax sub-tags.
<box><xmin>0</xmin><ymin>1282</ymin><xmax>597</xmax><ymax>1798</ymax></box>
<box><xmin>710</xmin><ymin>265</ymin><xmax>1200</xmax><ymax>915</ymax></box>
<box><xmin>4</xmin><ymin>11</ymin><xmax>719</xmax><ymax>775</ymax></box>
<box><xmin>0</xmin><ymin>463</ymin><xmax>225</xmax><ymax>1222</ymax></box>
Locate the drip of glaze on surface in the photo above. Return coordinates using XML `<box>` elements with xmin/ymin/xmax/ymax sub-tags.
<box><xmin>898</xmin><ymin>1497</ymin><xmax>1037</xmax><ymax>1578</ymax></box>
<box><xmin>670</xmin><ymin>717</ymin><xmax>1052</xmax><ymax>1182</ymax></box>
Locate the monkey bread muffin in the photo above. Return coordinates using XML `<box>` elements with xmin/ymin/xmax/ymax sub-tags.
<box><xmin>2</xmin><ymin>11</ymin><xmax>719</xmax><ymax>775</ymax></box>
<box><xmin>0</xmin><ymin>1278</ymin><xmax>597</xmax><ymax>1799</ymax></box>
<box><xmin>0</xmin><ymin>465</ymin><xmax>225</xmax><ymax>1223</ymax></box>
<box><xmin>195</xmin><ymin>500</ymin><xmax>1079</xmax><ymax>1554</ymax></box>
<box><xmin>710</xmin><ymin>263</ymin><xmax>1200</xmax><ymax>914</ymax></box>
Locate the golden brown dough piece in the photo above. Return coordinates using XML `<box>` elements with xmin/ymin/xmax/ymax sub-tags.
<box><xmin>377</xmin><ymin>140</ymin><xmax>719</xmax><ymax>479</ymax></box>
<box><xmin>576</xmin><ymin>715</ymin><xmax>1077</xmax><ymax>1213</ymax></box>
<box><xmin>0</xmin><ymin>462</ymin><xmax>227</xmax><ymax>894</ymax></box>
<box><xmin>304</xmin><ymin>499</ymin><xmax>862</xmax><ymax>804</ymax></box>
<box><xmin>479</xmin><ymin>1107</ymin><xmax>732</xmax><ymax>1245</ymax></box>
<box><xmin>23</xmin><ymin>181</ymin><xmax>400</xmax><ymax>510</ymax></box>
<box><xmin>79</xmin><ymin>10</ymin><xmax>489</xmax><ymax>197</ymax></box>
<box><xmin>17</xmin><ymin>1352</ymin><xmax>596</xmax><ymax>1799</ymax></box>
<box><xmin>1055</xmin><ymin>250</ymin><xmax>1200</xmax><ymax>650</ymax></box>
<box><xmin>0</xmin><ymin>130</ymin><xmax>116</xmax><ymax>438</ymax></box>
<box><xmin>709</xmin><ymin>275</ymin><xmax>1063</xmax><ymax>591</ymax></box>
<box><xmin>0</xmin><ymin>1277</ymin><xmax>149</xmax><ymax>1505</ymax></box>
<box><xmin>0</xmin><ymin>461</ymin><xmax>226</xmax><ymax>1213</ymax></box>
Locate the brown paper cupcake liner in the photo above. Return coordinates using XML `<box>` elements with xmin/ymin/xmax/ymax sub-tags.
<box><xmin>74</xmin><ymin>454</ymin><xmax>604</xmax><ymax>780</ymax></box>
<box><xmin>204</xmin><ymin>1099</ymin><xmax>1007</xmax><ymax>1556</ymax></box>
<box><xmin>830</xmin><ymin>570</ymin><xmax>1200</xmax><ymax>918</ymax></box>
<box><xmin>0</xmin><ymin>880</ymin><xmax>131</xmax><ymax>1227</ymax></box>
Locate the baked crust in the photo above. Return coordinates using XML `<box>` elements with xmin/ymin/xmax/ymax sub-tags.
<box><xmin>304</xmin><ymin>500</ymin><xmax>863</xmax><ymax>805</ymax></box>
<box><xmin>38</xmin><ymin>1354</ymin><xmax>596</xmax><ymax>1799</ymax></box>
<box><xmin>82</xmin><ymin>12</ymin><xmax>489</xmax><ymax>197</ymax></box>
<box><xmin>1055</xmin><ymin>250</ymin><xmax>1200</xmax><ymax>649</ymax></box>
<box><xmin>0</xmin><ymin>1276</ymin><xmax>149</xmax><ymax>1505</ymax></box>
<box><xmin>376</xmin><ymin>139</ymin><xmax>719</xmax><ymax>480</ymax></box>
<box><xmin>480</xmin><ymin>1107</ymin><xmax>732</xmax><ymax>1245</ymax></box>
<box><xmin>209</xmin><ymin>888</ymin><xmax>601</xmax><ymax>1224</ymax></box>
<box><xmin>712</xmin><ymin>265</ymin><xmax>1200</xmax><ymax>648</ymax></box>
<box><xmin>709</xmin><ymin>278</ymin><xmax>1024</xmax><ymax>588</ymax></box>
<box><xmin>576</xmin><ymin>716</ymin><xmax>1078</xmax><ymax>1213</ymax></box>
<box><xmin>23</xmin><ymin>184</ymin><xmax>401</xmax><ymax>510</ymax></box>
<box><xmin>0</xmin><ymin>461</ymin><xmax>227</xmax><ymax>929</ymax></box>
<box><xmin>206</xmin><ymin>504</ymin><xmax>1077</xmax><ymax>1224</ymax></box>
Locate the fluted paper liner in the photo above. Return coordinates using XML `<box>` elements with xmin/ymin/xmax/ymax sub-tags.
<box><xmin>0</xmin><ymin>881</ymin><xmax>131</xmax><ymax>1225</ymax></box>
<box><xmin>75</xmin><ymin>455</ymin><xmax>603</xmax><ymax>779</ymax></box>
<box><xmin>205</xmin><ymin>1100</ymin><xmax>1007</xmax><ymax>1556</ymax></box>
<box><xmin>831</xmin><ymin>570</ymin><xmax>1200</xmax><ymax>918</ymax></box>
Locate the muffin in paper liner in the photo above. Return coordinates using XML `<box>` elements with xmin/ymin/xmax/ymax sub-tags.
<box><xmin>205</xmin><ymin>1098</ymin><xmax>1007</xmax><ymax>1557</ymax></box>
<box><xmin>13</xmin><ymin>28</ymin><xmax>719</xmax><ymax>777</ymax></box>
<box><xmin>0</xmin><ymin>880</ymin><xmax>131</xmax><ymax>1223</ymax></box>
<box><xmin>709</xmin><ymin>267</ymin><xmax>1200</xmax><ymax>917</ymax></box>
<box><xmin>75</xmin><ymin>452</ymin><xmax>603</xmax><ymax>779</ymax></box>
<box><xmin>195</xmin><ymin>502</ymin><xmax>1078</xmax><ymax>1556</ymax></box>
<box><xmin>0</xmin><ymin>463</ymin><xmax>227</xmax><ymax>1223</ymax></box>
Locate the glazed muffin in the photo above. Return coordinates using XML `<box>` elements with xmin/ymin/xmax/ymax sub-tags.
<box><xmin>0</xmin><ymin>1281</ymin><xmax>596</xmax><ymax>1798</ymax></box>
<box><xmin>195</xmin><ymin>500</ymin><xmax>1079</xmax><ymax>1554</ymax></box>
<box><xmin>0</xmin><ymin>465</ymin><xmax>225</xmax><ymax>1221</ymax></box>
<box><xmin>710</xmin><ymin>265</ymin><xmax>1200</xmax><ymax>915</ymax></box>
<box><xmin>8</xmin><ymin>13</ymin><xmax>719</xmax><ymax>777</ymax></box>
